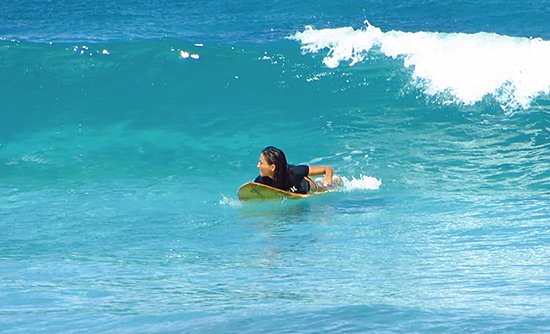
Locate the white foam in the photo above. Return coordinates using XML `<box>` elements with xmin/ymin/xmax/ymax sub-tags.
<box><xmin>218</xmin><ymin>195</ymin><xmax>241</xmax><ymax>207</ymax></box>
<box><xmin>340</xmin><ymin>175</ymin><xmax>382</xmax><ymax>191</ymax></box>
<box><xmin>291</xmin><ymin>24</ymin><xmax>550</xmax><ymax>109</ymax></box>
<box><xmin>179</xmin><ymin>50</ymin><xmax>190</xmax><ymax>59</ymax></box>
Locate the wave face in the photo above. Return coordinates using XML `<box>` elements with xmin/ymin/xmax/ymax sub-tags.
<box><xmin>1</xmin><ymin>2</ymin><xmax>550</xmax><ymax>333</ymax></box>
<box><xmin>2</xmin><ymin>38</ymin><xmax>547</xmax><ymax>191</ymax></box>
<box><xmin>292</xmin><ymin>24</ymin><xmax>550</xmax><ymax>109</ymax></box>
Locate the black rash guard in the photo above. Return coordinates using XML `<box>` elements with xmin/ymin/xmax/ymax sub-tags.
<box><xmin>254</xmin><ymin>165</ymin><xmax>310</xmax><ymax>194</ymax></box>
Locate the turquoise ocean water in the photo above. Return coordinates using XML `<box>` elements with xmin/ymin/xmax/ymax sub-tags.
<box><xmin>1</xmin><ymin>1</ymin><xmax>549</xmax><ymax>332</ymax></box>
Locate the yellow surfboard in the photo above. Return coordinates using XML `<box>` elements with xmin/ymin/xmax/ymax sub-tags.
<box><xmin>237</xmin><ymin>182</ymin><xmax>312</xmax><ymax>200</ymax></box>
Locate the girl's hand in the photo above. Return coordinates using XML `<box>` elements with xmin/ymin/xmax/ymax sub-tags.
<box><xmin>309</xmin><ymin>165</ymin><xmax>335</xmax><ymax>187</ymax></box>
<box><xmin>322</xmin><ymin>175</ymin><xmax>332</xmax><ymax>187</ymax></box>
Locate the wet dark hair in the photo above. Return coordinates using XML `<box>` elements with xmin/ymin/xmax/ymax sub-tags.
<box><xmin>261</xmin><ymin>146</ymin><xmax>288</xmax><ymax>188</ymax></box>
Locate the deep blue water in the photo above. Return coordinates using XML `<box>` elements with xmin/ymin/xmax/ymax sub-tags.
<box><xmin>1</xmin><ymin>1</ymin><xmax>549</xmax><ymax>333</ymax></box>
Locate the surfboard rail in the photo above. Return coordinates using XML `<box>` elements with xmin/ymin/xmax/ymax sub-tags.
<box><xmin>237</xmin><ymin>182</ymin><xmax>312</xmax><ymax>200</ymax></box>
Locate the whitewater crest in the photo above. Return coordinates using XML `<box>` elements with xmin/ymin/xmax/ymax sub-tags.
<box><xmin>291</xmin><ymin>23</ymin><xmax>550</xmax><ymax>109</ymax></box>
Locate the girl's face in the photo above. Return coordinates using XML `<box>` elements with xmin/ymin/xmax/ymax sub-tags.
<box><xmin>257</xmin><ymin>153</ymin><xmax>275</xmax><ymax>178</ymax></box>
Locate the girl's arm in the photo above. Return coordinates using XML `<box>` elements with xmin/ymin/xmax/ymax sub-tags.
<box><xmin>308</xmin><ymin>165</ymin><xmax>334</xmax><ymax>187</ymax></box>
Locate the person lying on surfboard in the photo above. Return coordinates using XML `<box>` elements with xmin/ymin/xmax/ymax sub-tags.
<box><xmin>254</xmin><ymin>146</ymin><xmax>337</xmax><ymax>194</ymax></box>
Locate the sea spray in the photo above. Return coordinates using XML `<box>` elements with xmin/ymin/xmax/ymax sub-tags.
<box><xmin>340</xmin><ymin>174</ymin><xmax>382</xmax><ymax>191</ymax></box>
